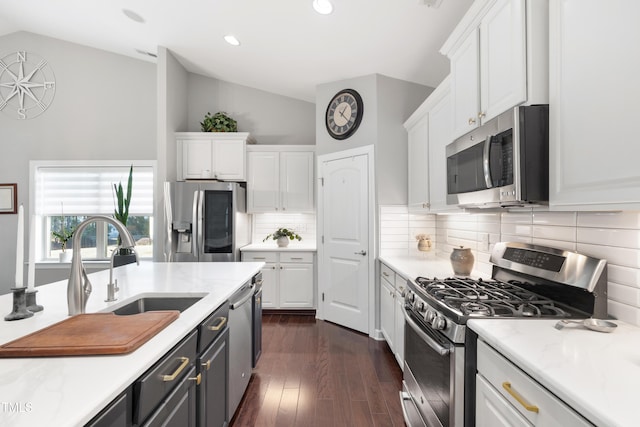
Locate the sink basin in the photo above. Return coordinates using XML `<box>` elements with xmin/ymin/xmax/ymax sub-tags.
<box><xmin>110</xmin><ymin>296</ymin><xmax>203</xmax><ymax>315</ymax></box>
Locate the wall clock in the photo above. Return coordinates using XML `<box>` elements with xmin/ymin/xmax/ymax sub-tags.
<box><xmin>325</xmin><ymin>88</ymin><xmax>363</xmax><ymax>140</ymax></box>
<box><xmin>0</xmin><ymin>51</ymin><xmax>56</xmax><ymax>120</ymax></box>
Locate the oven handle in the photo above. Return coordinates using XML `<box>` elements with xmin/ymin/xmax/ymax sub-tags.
<box><xmin>402</xmin><ymin>305</ymin><xmax>451</xmax><ymax>356</ymax></box>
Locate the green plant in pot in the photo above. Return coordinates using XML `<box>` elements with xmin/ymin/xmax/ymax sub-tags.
<box><xmin>113</xmin><ymin>165</ymin><xmax>134</xmax><ymax>255</ymax></box>
<box><xmin>51</xmin><ymin>221</ymin><xmax>75</xmax><ymax>261</ymax></box>
<box><xmin>263</xmin><ymin>228</ymin><xmax>301</xmax><ymax>248</ymax></box>
<box><xmin>200</xmin><ymin>111</ymin><xmax>238</xmax><ymax>132</ymax></box>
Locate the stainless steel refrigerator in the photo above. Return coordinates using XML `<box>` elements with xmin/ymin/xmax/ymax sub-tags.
<box><xmin>165</xmin><ymin>181</ymin><xmax>250</xmax><ymax>262</ymax></box>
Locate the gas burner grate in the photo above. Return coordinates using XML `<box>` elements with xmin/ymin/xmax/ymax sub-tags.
<box><xmin>414</xmin><ymin>276</ymin><xmax>572</xmax><ymax>318</ymax></box>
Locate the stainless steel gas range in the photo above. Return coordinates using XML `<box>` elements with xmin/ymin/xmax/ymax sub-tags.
<box><xmin>399</xmin><ymin>242</ymin><xmax>608</xmax><ymax>427</ymax></box>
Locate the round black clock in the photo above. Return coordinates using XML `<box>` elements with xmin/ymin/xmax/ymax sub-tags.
<box><xmin>325</xmin><ymin>88</ymin><xmax>363</xmax><ymax>140</ymax></box>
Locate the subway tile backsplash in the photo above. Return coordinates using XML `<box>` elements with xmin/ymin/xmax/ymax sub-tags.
<box><xmin>379</xmin><ymin>207</ymin><xmax>640</xmax><ymax>326</ymax></box>
<box><xmin>252</xmin><ymin>212</ymin><xmax>316</xmax><ymax>243</ymax></box>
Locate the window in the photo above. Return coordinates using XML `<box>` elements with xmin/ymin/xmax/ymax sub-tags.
<box><xmin>31</xmin><ymin>161</ymin><xmax>155</xmax><ymax>261</ymax></box>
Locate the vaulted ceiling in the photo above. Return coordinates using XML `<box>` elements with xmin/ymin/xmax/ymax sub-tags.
<box><xmin>0</xmin><ymin>0</ymin><xmax>473</xmax><ymax>102</ymax></box>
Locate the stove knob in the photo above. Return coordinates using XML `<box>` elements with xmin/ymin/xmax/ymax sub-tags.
<box><xmin>417</xmin><ymin>301</ymin><xmax>426</xmax><ymax>313</ymax></box>
<box><xmin>432</xmin><ymin>315</ymin><xmax>447</xmax><ymax>330</ymax></box>
<box><xmin>424</xmin><ymin>309</ymin><xmax>436</xmax><ymax>323</ymax></box>
<box><xmin>408</xmin><ymin>292</ymin><xmax>416</xmax><ymax>303</ymax></box>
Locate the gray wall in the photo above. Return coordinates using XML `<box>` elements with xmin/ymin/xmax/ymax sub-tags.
<box><xmin>187</xmin><ymin>73</ymin><xmax>316</xmax><ymax>145</ymax></box>
<box><xmin>315</xmin><ymin>74</ymin><xmax>432</xmax><ymax>205</ymax></box>
<box><xmin>0</xmin><ymin>31</ymin><xmax>157</xmax><ymax>293</ymax></box>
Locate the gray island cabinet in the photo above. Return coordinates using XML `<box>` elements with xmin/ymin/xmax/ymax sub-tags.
<box><xmin>0</xmin><ymin>262</ymin><xmax>263</xmax><ymax>427</ymax></box>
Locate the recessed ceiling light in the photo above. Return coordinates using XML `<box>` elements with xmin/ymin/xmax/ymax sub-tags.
<box><xmin>313</xmin><ymin>0</ymin><xmax>333</xmax><ymax>15</ymax></box>
<box><xmin>224</xmin><ymin>35</ymin><xmax>240</xmax><ymax>46</ymax></box>
<box><xmin>122</xmin><ymin>9</ymin><xmax>145</xmax><ymax>23</ymax></box>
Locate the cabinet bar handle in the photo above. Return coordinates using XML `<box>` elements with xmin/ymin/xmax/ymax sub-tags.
<box><xmin>189</xmin><ymin>373</ymin><xmax>202</xmax><ymax>386</ymax></box>
<box><xmin>207</xmin><ymin>316</ymin><xmax>227</xmax><ymax>331</ymax></box>
<box><xmin>252</xmin><ymin>257</ymin><xmax>266</xmax><ymax>260</ymax></box>
<box><xmin>162</xmin><ymin>357</ymin><xmax>189</xmax><ymax>382</ymax></box>
<box><xmin>202</xmin><ymin>360</ymin><xmax>211</xmax><ymax>371</ymax></box>
<box><xmin>290</xmin><ymin>257</ymin><xmax>303</xmax><ymax>260</ymax></box>
<box><xmin>382</xmin><ymin>272</ymin><xmax>390</xmax><ymax>277</ymax></box>
<box><xmin>502</xmin><ymin>382</ymin><xmax>539</xmax><ymax>413</ymax></box>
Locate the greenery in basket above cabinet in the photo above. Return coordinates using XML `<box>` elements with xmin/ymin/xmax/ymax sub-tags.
<box><xmin>200</xmin><ymin>111</ymin><xmax>238</xmax><ymax>132</ymax></box>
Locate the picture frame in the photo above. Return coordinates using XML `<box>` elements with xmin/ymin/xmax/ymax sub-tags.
<box><xmin>0</xmin><ymin>183</ymin><xmax>17</xmax><ymax>214</ymax></box>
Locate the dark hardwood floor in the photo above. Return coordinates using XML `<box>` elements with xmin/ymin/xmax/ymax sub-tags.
<box><xmin>231</xmin><ymin>314</ymin><xmax>405</xmax><ymax>427</ymax></box>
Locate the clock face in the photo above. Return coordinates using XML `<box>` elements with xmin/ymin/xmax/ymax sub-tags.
<box><xmin>325</xmin><ymin>89</ymin><xmax>363</xmax><ymax>140</ymax></box>
<box><xmin>0</xmin><ymin>51</ymin><xmax>56</xmax><ymax>120</ymax></box>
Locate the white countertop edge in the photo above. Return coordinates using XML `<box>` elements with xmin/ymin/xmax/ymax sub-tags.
<box><xmin>469</xmin><ymin>318</ymin><xmax>640</xmax><ymax>427</ymax></box>
<box><xmin>0</xmin><ymin>261</ymin><xmax>264</xmax><ymax>427</ymax></box>
<box><xmin>241</xmin><ymin>242</ymin><xmax>317</xmax><ymax>251</ymax></box>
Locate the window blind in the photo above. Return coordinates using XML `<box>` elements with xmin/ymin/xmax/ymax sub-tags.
<box><xmin>35</xmin><ymin>165</ymin><xmax>154</xmax><ymax>216</ymax></box>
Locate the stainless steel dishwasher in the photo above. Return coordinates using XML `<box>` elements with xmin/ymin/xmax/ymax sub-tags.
<box><xmin>227</xmin><ymin>280</ymin><xmax>254</xmax><ymax>419</ymax></box>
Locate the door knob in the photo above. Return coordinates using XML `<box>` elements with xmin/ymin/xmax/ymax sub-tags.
<box><xmin>354</xmin><ymin>250</ymin><xmax>367</xmax><ymax>256</ymax></box>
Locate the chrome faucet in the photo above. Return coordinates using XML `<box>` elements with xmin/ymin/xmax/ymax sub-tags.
<box><xmin>105</xmin><ymin>244</ymin><xmax>139</xmax><ymax>302</ymax></box>
<box><xmin>67</xmin><ymin>215</ymin><xmax>136</xmax><ymax>315</ymax></box>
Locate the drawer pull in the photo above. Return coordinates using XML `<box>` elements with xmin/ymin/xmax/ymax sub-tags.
<box><xmin>207</xmin><ymin>316</ymin><xmax>227</xmax><ymax>331</ymax></box>
<box><xmin>202</xmin><ymin>360</ymin><xmax>211</xmax><ymax>371</ymax></box>
<box><xmin>253</xmin><ymin>257</ymin><xmax>266</xmax><ymax>260</ymax></box>
<box><xmin>189</xmin><ymin>373</ymin><xmax>202</xmax><ymax>386</ymax></box>
<box><xmin>290</xmin><ymin>257</ymin><xmax>303</xmax><ymax>260</ymax></box>
<box><xmin>502</xmin><ymin>382</ymin><xmax>539</xmax><ymax>413</ymax></box>
<box><xmin>382</xmin><ymin>272</ymin><xmax>390</xmax><ymax>277</ymax></box>
<box><xmin>162</xmin><ymin>357</ymin><xmax>189</xmax><ymax>382</ymax></box>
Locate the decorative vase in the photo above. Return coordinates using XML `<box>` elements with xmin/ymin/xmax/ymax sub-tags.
<box><xmin>417</xmin><ymin>238</ymin><xmax>432</xmax><ymax>252</ymax></box>
<box><xmin>277</xmin><ymin>236</ymin><xmax>289</xmax><ymax>247</ymax></box>
<box><xmin>450</xmin><ymin>246</ymin><xmax>474</xmax><ymax>276</ymax></box>
<box><xmin>59</xmin><ymin>251</ymin><xmax>72</xmax><ymax>263</ymax></box>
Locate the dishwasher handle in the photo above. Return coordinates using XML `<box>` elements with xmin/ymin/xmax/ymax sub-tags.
<box><xmin>230</xmin><ymin>285</ymin><xmax>255</xmax><ymax>310</ymax></box>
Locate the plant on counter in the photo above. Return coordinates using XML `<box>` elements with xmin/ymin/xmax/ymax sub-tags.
<box><xmin>263</xmin><ymin>228</ymin><xmax>302</xmax><ymax>242</ymax></box>
<box><xmin>200</xmin><ymin>111</ymin><xmax>238</xmax><ymax>132</ymax></box>
<box><xmin>112</xmin><ymin>165</ymin><xmax>133</xmax><ymax>254</ymax></box>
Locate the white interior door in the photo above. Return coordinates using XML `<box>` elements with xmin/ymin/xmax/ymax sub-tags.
<box><xmin>319</xmin><ymin>152</ymin><xmax>370</xmax><ymax>334</ymax></box>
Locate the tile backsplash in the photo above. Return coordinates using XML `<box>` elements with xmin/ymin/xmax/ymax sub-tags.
<box><xmin>252</xmin><ymin>212</ymin><xmax>316</xmax><ymax>243</ymax></box>
<box><xmin>380</xmin><ymin>206</ymin><xmax>640</xmax><ymax>326</ymax></box>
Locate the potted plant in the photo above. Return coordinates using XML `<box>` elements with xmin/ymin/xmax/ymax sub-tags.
<box><xmin>52</xmin><ymin>222</ymin><xmax>75</xmax><ymax>262</ymax></box>
<box><xmin>112</xmin><ymin>165</ymin><xmax>136</xmax><ymax>265</ymax></box>
<box><xmin>200</xmin><ymin>111</ymin><xmax>238</xmax><ymax>132</ymax></box>
<box><xmin>263</xmin><ymin>228</ymin><xmax>302</xmax><ymax>248</ymax></box>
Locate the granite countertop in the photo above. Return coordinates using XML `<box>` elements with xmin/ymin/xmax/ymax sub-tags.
<box><xmin>241</xmin><ymin>241</ymin><xmax>317</xmax><ymax>252</ymax></box>
<box><xmin>469</xmin><ymin>318</ymin><xmax>640</xmax><ymax>427</ymax></box>
<box><xmin>0</xmin><ymin>261</ymin><xmax>263</xmax><ymax>427</ymax></box>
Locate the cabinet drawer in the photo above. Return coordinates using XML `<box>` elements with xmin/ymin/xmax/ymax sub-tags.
<box><xmin>395</xmin><ymin>274</ymin><xmax>408</xmax><ymax>294</ymax></box>
<box><xmin>242</xmin><ymin>251</ymin><xmax>277</xmax><ymax>263</ymax></box>
<box><xmin>134</xmin><ymin>330</ymin><xmax>198</xmax><ymax>424</ymax></box>
<box><xmin>280</xmin><ymin>252</ymin><xmax>313</xmax><ymax>263</ymax></box>
<box><xmin>477</xmin><ymin>340</ymin><xmax>592</xmax><ymax>426</ymax></box>
<box><xmin>198</xmin><ymin>303</ymin><xmax>229</xmax><ymax>353</ymax></box>
<box><xmin>380</xmin><ymin>263</ymin><xmax>395</xmax><ymax>284</ymax></box>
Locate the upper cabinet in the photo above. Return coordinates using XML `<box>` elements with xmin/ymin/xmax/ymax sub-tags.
<box><xmin>176</xmin><ymin>132</ymin><xmax>250</xmax><ymax>181</ymax></box>
<box><xmin>404</xmin><ymin>76</ymin><xmax>457</xmax><ymax>213</ymax></box>
<box><xmin>247</xmin><ymin>146</ymin><xmax>315</xmax><ymax>213</ymax></box>
<box><xmin>549</xmin><ymin>0</ymin><xmax>640</xmax><ymax>210</ymax></box>
<box><xmin>442</xmin><ymin>0</ymin><xmax>548</xmax><ymax>140</ymax></box>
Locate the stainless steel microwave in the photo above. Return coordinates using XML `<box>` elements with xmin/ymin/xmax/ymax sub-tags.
<box><xmin>446</xmin><ymin>105</ymin><xmax>549</xmax><ymax>208</ymax></box>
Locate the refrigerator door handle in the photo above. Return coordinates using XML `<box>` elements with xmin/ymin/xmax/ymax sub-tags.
<box><xmin>193</xmin><ymin>190</ymin><xmax>200</xmax><ymax>259</ymax></box>
<box><xmin>196</xmin><ymin>190</ymin><xmax>204</xmax><ymax>259</ymax></box>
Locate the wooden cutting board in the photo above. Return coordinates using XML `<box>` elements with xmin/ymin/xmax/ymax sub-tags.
<box><xmin>0</xmin><ymin>311</ymin><xmax>180</xmax><ymax>357</ymax></box>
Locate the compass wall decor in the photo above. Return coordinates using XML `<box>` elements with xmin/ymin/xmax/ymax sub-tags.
<box><xmin>0</xmin><ymin>51</ymin><xmax>56</xmax><ymax>120</ymax></box>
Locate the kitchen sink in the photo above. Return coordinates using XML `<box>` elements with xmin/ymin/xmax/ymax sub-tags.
<box><xmin>109</xmin><ymin>296</ymin><xmax>203</xmax><ymax>315</ymax></box>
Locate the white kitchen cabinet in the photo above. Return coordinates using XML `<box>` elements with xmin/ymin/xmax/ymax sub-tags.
<box><xmin>476</xmin><ymin>339</ymin><xmax>592</xmax><ymax>427</ymax></box>
<box><xmin>442</xmin><ymin>0</ymin><xmax>547</xmax><ymax>140</ymax></box>
<box><xmin>406</xmin><ymin>115</ymin><xmax>430</xmax><ymax>213</ymax></box>
<box><xmin>404</xmin><ymin>76</ymin><xmax>457</xmax><ymax>213</ymax></box>
<box><xmin>549</xmin><ymin>0</ymin><xmax>640</xmax><ymax>210</ymax></box>
<box><xmin>247</xmin><ymin>146</ymin><xmax>314</xmax><ymax>213</ymax></box>
<box><xmin>379</xmin><ymin>262</ymin><xmax>406</xmax><ymax>369</ymax></box>
<box><xmin>176</xmin><ymin>132</ymin><xmax>250</xmax><ymax>181</ymax></box>
<box><xmin>380</xmin><ymin>272</ymin><xmax>395</xmax><ymax>349</ymax></box>
<box><xmin>241</xmin><ymin>251</ymin><xmax>315</xmax><ymax>309</ymax></box>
